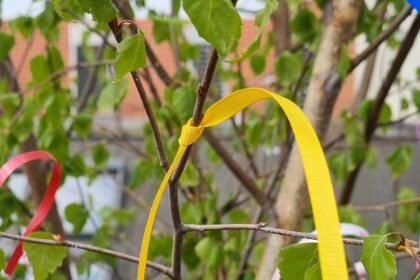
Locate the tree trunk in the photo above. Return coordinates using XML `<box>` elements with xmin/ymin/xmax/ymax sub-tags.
<box><xmin>257</xmin><ymin>0</ymin><xmax>363</xmax><ymax>278</ymax></box>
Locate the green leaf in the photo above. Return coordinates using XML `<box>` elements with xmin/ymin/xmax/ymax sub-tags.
<box><xmin>101</xmin><ymin>207</ymin><xmax>134</xmax><ymax>225</ymax></box>
<box><xmin>181</xmin><ymin>203</ymin><xmax>203</xmax><ymax>224</ymax></box>
<box><xmin>0</xmin><ymin>32</ymin><xmax>15</xmax><ymax>63</ymax></box>
<box><xmin>75</xmin><ymin>0</ymin><xmax>117</xmax><ymax>23</ymax></box>
<box><xmin>47</xmin><ymin>47</ymin><xmax>65</xmax><ymax>72</ymax></box>
<box><xmin>250</xmin><ymin>54</ymin><xmax>266</xmax><ymax>75</ymax></box>
<box><xmin>379</xmin><ymin>103</ymin><xmax>392</xmax><ymax>125</ymax></box>
<box><xmin>52</xmin><ymin>0</ymin><xmax>83</xmax><ymax>21</ymax></box>
<box><xmin>92</xmin><ymin>144</ymin><xmax>110</xmax><ymax>169</ymax></box>
<box><xmin>98</xmin><ymin>79</ymin><xmax>129</xmax><ymax>112</ymax></box>
<box><xmin>357</xmin><ymin>99</ymin><xmax>373</xmax><ymax>122</ymax></box>
<box><xmin>179</xmin><ymin>42</ymin><xmax>200</xmax><ymax>61</ymax></box>
<box><xmin>72</xmin><ymin>113</ymin><xmax>92</xmax><ymax>139</ymax></box>
<box><xmin>396</xmin><ymin>187</ymin><xmax>420</xmax><ymax>232</ymax></box>
<box><xmin>290</xmin><ymin>9</ymin><xmax>319</xmax><ymax>43</ymax></box>
<box><xmin>172</xmin><ymin>86</ymin><xmax>195</xmax><ymax>122</ymax></box>
<box><xmin>23</xmin><ymin>232</ymin><xmax>68</xmax><ymax>280</ymax></box>
<box><xmin>204</xmin><ymin>142</ymin><xmax>220</xmax><ymax>164</ymax></box>
<box><xmin>365</xmin><ymin>147</ymin><xmax>377</xmax><ymax>169</ymax></box>
<box><xmin>149</xmin><ymin>235</ymin><xmax>173</xmax><ymax>261</ymax></box>
<box><xmin>8</xmin><ymin>16</ymin><xmax>35</xmax><ymax>39</ymax></box>
<box><xmin>0</xmin><ymin>94</ymin><xmax>20</xmax><ymax>117</ymax></box>
<box><xmin>304</xmin><ymin>262</ymin><xmax>321</xmax><ymax>280</ymax></box>
<box><xmin>182</xmin><ymin>235</ymin><xmax>201</xmax><ymax>270</ymax></box>
<box><xmin>114</xmin><ymin>33</ymin><xmax>146</xmax><ymax>81</ymax></box>
<box><xmin>229</xmin><ymin>209</ymin><xmax>249</xmax><ymax>224</ymax></box>
<box><xmin>30</xmin><ymin>55</ymin><xmax>50</xmax><ymax>83</ymax></box>
<box><xmin>194</xmin><ymin>237</ymin><xmax>223</xmax><ymax>271</ymax></box>
<box><xmin>338</xmin><ymin>45</ymin><xmax>351</xmax><ymax>79</ymax></box>
<box><xmin>230</xmin><ymin>35</ymin><xmax>261</xmax><ymax>63</ymax></box>
<box><xmin>338</xmin><ymin>206</ymin><xmax>365</xmax><ymax>226</ymax></box>
<box><xmin>328</xmin><ymin>153</ymin><xmax>348</xmax><ymax>183</ymax></box>
<box><xmin>361</xmin><ymin>235</ymin><xmax>397</xmax><ymax>280</ymax></box>
<box><xmin>65</xmin><ymin>154</ymin><xmax>86</xmax><ymax>177</ymax></box>
<box><xmin>412</xmin><ymin>89</ymin><xmax>420</xmax><ymax>110</ymax></box>
<box><xmin>230</xmin><ymin>0</ymin><xmax>277</xmax><ymax>61</ymax></box>
<box><xmin>182</xmin><ymin>0</ymin><xmax>242</xmax><ymax>55</ymax></box>
<box><xmin>400</xmin><ymin>98</ymin><xmax>409</xmax><ymax>111</ymax></box>
<box><xmin>35</xmin><ymin>2</ymin><xmax>61</xmax><ymax>42</ymax></box>
<box><xmin>0</xmin><ymin>249</ymin><xmax>5</xmax><ymax>270</ymax></box>
<box><xmin>278</xmin><ymin>243</ymin><xmax>320</xmax><ymax>280</ymax></box>
<box><xmin>274</xmin><ymin>51</ymin><xmax>303</xmax><ymax>86</ymax></box>
<box><xmin>386</xmin><ymin>145</ymin><xmax>414</xmax><ymax>179</ymax></box>
<box><xmin>65</xmin><ymin>203</ymin><xmax>89</xmax><ymax>234</ymax></box>
<box><xmin>245</xmin><ymin>117</ymin><xmax>264</xmax><ymax>149</ymax></box>
<box><xmin>180</xmin><ymin>163</ymin><xmax>200</xmax><ymax>187</ymax></box>
<box><xmin>373</xmin><ymin>221</ymin><xmax>394</xmax><ymax>235</ymax></box>
<box><xmin>128</xmin><ymin>159</ymin><xmax>154</xmax><ymax>189</ymax></box>
<box><xmin>151</xmin><ymin>15</ymin><xmax>184</xmax><ymax>44</ymax></box>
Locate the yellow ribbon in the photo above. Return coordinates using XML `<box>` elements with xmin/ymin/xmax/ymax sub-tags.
<box><xmin>137</xmin><ymin>87</ymin><xmax>348</xmax><ymax>280</ymax></box>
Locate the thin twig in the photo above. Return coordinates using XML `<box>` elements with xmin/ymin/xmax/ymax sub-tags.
<box><xmin>350</xmin><ymin>5</ymin><xmax>413</xmax><ymax>71</ymax></box>
<box><xmin>352</xmin><ymin>197</ymin><xmax>420</xmax><ymax>212</ymax></box>
<box><xmin>108</xmin><ymin>19</ymin><xmax>169</xmax><ymax>171</ymax></box>
<box><xmin>16</xmin><ymin>33</ymin><xmax>35</xmax><ymax>77</ymax></box>
<box><xmin>229</xmin><ymin>118</ymin><xmax>259</xmax><ymax>177</ymax></box>
<box><xmin>236</xmin><ymin>134</ymin><xmax>294</xmax><ymax>280</ymax></box>
<box><xmin>204</xmin><ymin>130</ymin><xmax>269</xmax><ymax>207</ymax></box>
<box><xmin>376</xmin><ymin>110</ymin><xmax>420</xmax><ymax>127</ymax></box>
<box><xmin>0</xmin><ymin>231</ymin><xmax>174</xmax><ymax>279</ymax></box>
<box><xmin>182</xmin><ymin>223</ymin><xmax>419</xmax><ymax>254</ymax></box>
<box><xmin>0</xmin><ymin>60</ymin><xmax>113</xmax><ymax>102</ymax></box>
<box><xmin>167</xmin><ymin>48</ymin><xmax>221</xmax><ymax>280</ymax></box>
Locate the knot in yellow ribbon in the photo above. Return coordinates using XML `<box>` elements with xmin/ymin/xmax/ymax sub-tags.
<box><xmin>178</xmin><ymin>120</ymin><xmax>205</xmax><ymax>146</ymax></box>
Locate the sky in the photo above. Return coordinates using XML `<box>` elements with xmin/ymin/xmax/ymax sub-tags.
<box><xmin>1</xmin><ymin>0</ymin><xmax>263</xmax><ymax>20</ymax></box>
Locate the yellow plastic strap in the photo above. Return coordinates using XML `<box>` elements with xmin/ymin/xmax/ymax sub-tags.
<box><xmin>137</xmin><ymin>87</ymin><xmax>348</xmax><ymax>280</ymax></box>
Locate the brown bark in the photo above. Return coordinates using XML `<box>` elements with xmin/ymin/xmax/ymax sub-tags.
<box><xmin>257</xmin><ymin>0</ymin><xmax>363</xmax><ymax>278</ymax></box>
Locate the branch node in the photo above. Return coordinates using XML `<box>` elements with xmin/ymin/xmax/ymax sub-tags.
<box><xmin>257</xmin><ymin>223</ymin><xmax>267</xmax><ymax>229</ymax></box>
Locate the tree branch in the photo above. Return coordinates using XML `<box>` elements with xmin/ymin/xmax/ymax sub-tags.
<box><xmin>204</xmin><ymin>130</ymin><xmax>271</xmax><ymax>207</ymax></box>
<box><xmin>340</xmin><ymin>14</ymin><xmax>420</xmax><ymax>205</ymax></box>
<box><xmin>352</xmin><ymin>197</ymin><xmax>420</xmax><ymax>212</ymax></box>
<box><xmin>0</xmin><ymin>231</ymin><xmax>174</xmax><ymax>279</ymax></box>
<box><xmin>12</xmin><ymin>60</ymin><xmax>113</xmax><ymax>98</ymax></box>
<box><xmin>167</xmin><ymin>48</ymin><xmax>220</xmax><ymax>280</ymax></box>
<box><xmin>182</xmin><ymin>223</ymin><xmax>419</xmax><ymax>254</ymax></box>
<box><xmin>108</xmin><ymin>19</ymin><xmax>169</xmax><ymax>171</ymax></box>
<box><xmin>350</xmin><ymin>5</ymin><xmax>413</xmax><ymax>71</ymax></box>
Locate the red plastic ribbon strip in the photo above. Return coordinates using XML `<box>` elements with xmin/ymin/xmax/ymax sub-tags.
<box><xmin>0</xmin><ymin>151</ymin><xmax>62</xmax><ymax>275</ymax></box>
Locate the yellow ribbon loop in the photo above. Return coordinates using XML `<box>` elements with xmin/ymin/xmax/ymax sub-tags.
<box><xmin>178</xmin><ymin>120</ymin><xmax>205</xmax><ymax>146</ymax></box>
<box><xmin>137</xmin><ymin>87</ymin><xmax>348</xmax><ymax>280</ymax></box>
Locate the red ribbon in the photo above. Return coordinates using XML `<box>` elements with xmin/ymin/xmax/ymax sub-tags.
<box><xmin>0</xmin><ymin>151</ymin><xmax>62</xmax><ymax>275</ymax></box>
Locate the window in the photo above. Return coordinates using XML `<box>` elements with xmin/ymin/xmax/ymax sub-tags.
<box><xmin>76</xmin><ymin>46</ymin><xmax>102</xmax><ymax>98</ymax></box>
